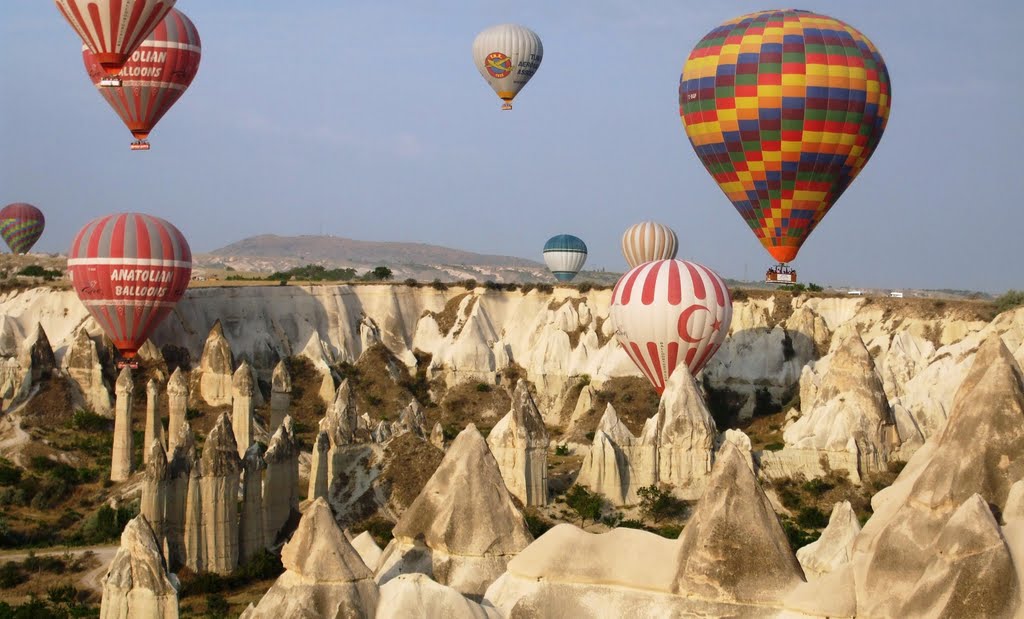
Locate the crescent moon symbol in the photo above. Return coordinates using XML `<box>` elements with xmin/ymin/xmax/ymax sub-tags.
<box><xmin>677</xmin><ymin>303</ymin><xmax>710</xmax><ymax>344</ymax></box>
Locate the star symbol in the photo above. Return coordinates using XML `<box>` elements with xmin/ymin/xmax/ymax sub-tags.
<box><xmin>711</xmin><ymin>319</ymin><xmax>722</xmax><ymax>332</ymax></box>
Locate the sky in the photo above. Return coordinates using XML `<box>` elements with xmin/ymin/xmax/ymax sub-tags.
<box><xmin>1</xmin><ymin>1</ymin><xmax>1022</xmax><ymax>294</ymax></box>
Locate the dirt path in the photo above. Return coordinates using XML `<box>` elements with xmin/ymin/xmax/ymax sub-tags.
<box><xmin>0</xmin><ymin>544</ymin><xmax>119</xmax><ymax>594</ymax></box>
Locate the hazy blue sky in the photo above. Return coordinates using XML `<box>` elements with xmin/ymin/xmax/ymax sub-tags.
<box><xmin>2</xmin><ymin>1</ymin><xmax>1021</xmax><ymax>293</ymax></box>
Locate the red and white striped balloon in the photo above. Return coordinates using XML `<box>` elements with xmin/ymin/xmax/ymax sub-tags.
<box><xmin>610</xmin><ymin>259</ymin><xmax>732</xmax><ymax>394</ymax></box>
<box><xmin>55</xmin><ymin>0</ymin><xmax>176</xmax><ymax>76</ymax></box>
<box><xmin>68</xmin><ymin>213</ymin><xmax>191</xmax><ymax>359</ymax></box>
<box><xmin>621</xmin><ymin>221</ymin><xmax>678</xmax><ymax>268</ymax></box>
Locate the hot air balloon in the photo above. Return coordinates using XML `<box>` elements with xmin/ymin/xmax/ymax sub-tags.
<box><xmin>621</xmin><ymin>221</ymin><xmax>679</xmax><ymax>268</ymax></box>
<box><xmin>68</xmin><ymin>213</ymin><xmax>191</xmax><ymax>366</ymax></box>
<box><xmin>679</xmin><ymin>9</ymin><xmax>891</xmax><ymax>283</ymax></box>
<box><xmin>543</xmin><ymin>235</ymin><xmax>587</xmax><ymax>282</ymax></box>
<box><xmin>610</xmin><ymin>259</ymin><xmax>732</xmax><ymax>394</ymax></box>
<box><xmin>0</xmin><ymin>204</ymin><xmax>45</xmax><ymax>255</ymax></box>
<box><xmin>83</xmin><ymin>8</ymin><xmax>201</xmax><ymax>150</ymax></box>
<box><xmin>472</xmin><ymin>24</ymin><xmax>543</xmax><ymax>110</ymax></box>
<box><xmin>55</xmin><ymin>0</ymin><xmax>176</xmax><ymax>86</ymax></box>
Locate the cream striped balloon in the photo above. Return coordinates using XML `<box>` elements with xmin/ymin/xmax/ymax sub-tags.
<box><xmin>621</xmin><ymin>221</ymin><xmax>678</xmax><ymax>268</ymax></box>
<box><xmin>610</xmin><ymin>259</ymin><xmax>732</xmax><ymax>393</ymax></box>
<box><xmin>472</xmin><ymin>24</ymin><xmax>543</xmax><ymax>110</ymax></box>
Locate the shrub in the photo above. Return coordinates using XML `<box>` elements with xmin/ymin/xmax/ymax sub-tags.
<box><xmin>781</xmin><ymin>518</ymin><xmax>820</xmax><ymax>550</ymax></box>
<box><xmin>554</xmin><ymin>444</ymin><xmax>570</xmax><ymax>457</ymax></box>
<box><xmin>807</xmin><ymin>283</ymin><xmax>823</xmax><ymax>292</ymax></box>
<box><xmin>731</xmin><ymin>288</ymin><xmax>748</xmax><ymax>301</ymax></box>
<box><xmin>474</xmin><ymin>383</ymin><xmax>491</xmax><ymax>393</ymax></box>
<box><xmin>18</xmin><ymin>265</ymin><xmax>62</xmax><ymax>278</ymax></box>
<box><xmin>565</xmin><ymin>485</ymin><xmax>604</xmax><ymax>525</ymax></box>
<box><xmin>995</xmin><ymin>290</ymin><xmax>1024</xmax><ymax>314</ymax></box>
<box><xmin>0</xmin><ymin>459</ymin><xmax>22</xmax><ymax>486</ymax></box>
<box><xmin>535</xmin><ymin>283</ymin><xmax>554</xmax><ymax>294</ymax></box>
<box><xmin>523</xmin><ymin>510</ymin><xmax>554</xmax><ymax>539</ymax></box>
<box><xmin>764</xmin><ymin>441</ymin><xmax>785</xmax><ymax>452</ymax></box>
<box><xmin>0</xmin><ymin>561</ymin><xmax>26</xmax><ymax>588</ymax></box>
<box><xmin>577</xmin><ymin>283</ymin><xmax>593</xmax><ymax>293</ymax></box>
<box><xmin>777</xmin><ymin>485</ymin><xmax>802</xmax><ymax>511</ymax></box>
<box><xmin>637</xmin><ymin>485</ymin><xmax>688</xmax><ymax>523</ymax></box>
<box><xmin>617</xmin><ymin>519</ymin><xmax>648</xmax><ymax>531</ymax></box>
<box><xmin>796</xmin><ymin>506</ymin><xmax>830</xmax><ymax>529</ymax></box>
<box><xmin>656</xmin><ymin>524</ymin><xmax>684</xmax><ymax>538</ymax></box>
<box><xmin>802</xmin><ymin>478</ymin><xmax>834</xmax><ymax>496</ymax></box>
<box><xmin>70</xmin><ymin>409</ymin><xmax>111</xmax><ymax>432</ymax></box>
<box><xmin>430</xmin><ymin>279</ymin><xmax>448</xmax><ymax>291</ymax></box>
<box><xmin>403</xmin><ymin>278</ymin><xmax>419</xmax><ymax>287</ymax></box>
<box><xmin>484</xmin><ymin>280</ymin><xmax>502</xmax><ymax>291</ymax></box>
<box><xmin>235</xmin><ymin>548</ymin><xmax>283</xmax><ymax>581</ymax></box>
<box><xmin>457</xmin><ymin>279</ymin><xmax>478</xmax><ymax>290</ymax></box>
<box><xmin>206</xmin><ymin>594</ymin><xmax>230</xmax><ymax>619</ymax></box>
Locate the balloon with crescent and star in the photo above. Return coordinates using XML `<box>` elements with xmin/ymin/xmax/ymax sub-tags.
<box><xmin>609</xmin><ymin>259</ymin><xmax>732</xmax><ymax>394</ymax></box>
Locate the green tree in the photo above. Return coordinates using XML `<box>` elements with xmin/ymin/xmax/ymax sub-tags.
<box><xmin>636</xmin><ymin>485</ymin><xmax>687</xmax><ymax>523</ymax></box>
<box><xmin>565</xmin><ymin>485</ymin><xmax>604</xmax><ymax>525</ymax></box>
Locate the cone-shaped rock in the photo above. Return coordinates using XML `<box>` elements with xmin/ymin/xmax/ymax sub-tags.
<box><xmin>239</xmin><ymin>443</ymin><xmax>267</xmax><ymax>563</ymax></box>
<box><xmin>784</xmin><ymin>332</ymin><xmax>898</xmax><ymax>474</ymax></box>
<box><xmin>351</xmin><ymin>531</ymin><xmax>383</xmax><ymax>573</ymax></box>
<box><xmin>429</xmin><ymin>422</ymin><xmax>445</xmax><ymax>450</ymax></box>
<box><xmin>264</xmin><ymin>420</ymin><xmax>299</xmax><ymax>545</ymax></box>
<box><xmin>486</xmin><ymin>381</ymin><xmax>549</xmax><ymax>506</ymax></box>
<box><xmin>232</xmin><ymin>361</ymin><xmax>255</xmax><ymax>457</ymax></box>
<box><xmin>20</xmin><ymin>322</ymin><xmax>55</xmax><ymax>382</ymax></box>
<box><xmin>111</xmin><ymin>367</ymin><xmax>135</xmax><ymax>482</ymax></box>
<box><xmin>200</xmin><ymin>412</ymin><xmax>242</xmax><ymax>574</ymax></box>
<box><xmin>165</xmin><ymin>421</ymin><xmax>195</xmax><ymax>570</ymax></box>
<box><xmin>576</xmin><ymin>404</ymin><xmax>635</xmax><ymax>505</ymax></box>
<box><xmin>99</xmin><ymin>515</ymin><xmax>178</xmax><ymax>619</ymax></box>
<box><xmin>166</xmin><ymin>368</ymin><xmax>188</xmax><ymax>455</ymax></box>
<box><xmin>796</xmin><ymin>501</ymin><xmax>860</xmax><ymax>578</ymax></box>
<box><xmin>309</xmin><ymin>430</ymin><xmax>331</xmax><ymax>501</ymax></box>
<box><xmin>140</xmin><ymin>440</ymin><xmax>170</xmax><ymax>552</ymax></box>
<box><xmin>241</xmin><ymin>497</ymin><xmax>378</xmax><ymax>619</ymax></box>
<box><xmin>654</xmin><ymin>368</ymin><xmax>717</xmax><ymax>498</ymax></box>
<box><xmin>898</xmin><ymin>494</ymin><xmax>1018</xmax><ymax>617</ymax></box>
<box><xmin>672</xmin><ymin>442</ymin><xmax>804</xmax><ymax>604</ymax></box>
<box><xmin>143</xmin><ymin>379</ymin><xmax>164</xmax><ymax>464</ymax></box>
<box><xmin>199</xmin><ymin>320</ymin><xmax>234</xmax><ymax>407</ymax></box>
<box><xmin>64</xmin><ymin>326</ymin><xmax>112</xmax><ymax>415</ymax></box>
<box><xmin>269</xmin><ymin>360</ymin><xmax>292</xmax><ymax>431</ymax></box>
<box><xmin>377</xmin><ymin>424</ymin><xmax>533</xmax><ymax>597</ymax></box>
<box><xmin>855</xmin><ymin>334</ymin><xmax>1024</xmax><ymax>615</ymax></box>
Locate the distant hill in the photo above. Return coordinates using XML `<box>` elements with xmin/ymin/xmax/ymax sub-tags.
<box><xmin>207</xmin><ymin>235</ymin><xmax>542</xmax><ymax>269</ymax></box>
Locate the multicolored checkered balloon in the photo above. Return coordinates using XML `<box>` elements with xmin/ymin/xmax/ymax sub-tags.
<box><xmin>0</xmin><ymin>203</ymin><xmax>45</xmax><ymax>255</ymax></box>
<box><xmin>679</xmin><ymin>9</ymin><xmax>891</xmax><ymax>264</ymax></box>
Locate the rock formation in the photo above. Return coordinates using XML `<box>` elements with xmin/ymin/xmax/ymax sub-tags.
<box><xmin>166</xmin><ymin>368</ymin><xmax>188</xmax><ymax>455</ymax></box>
<box><xmin>393</xmin><ymin>399</ymin><xmax>427</xmax><ymax>438</ymax></box>
<box><xmin>183</xmin><ymin>447</ymin><xmax>204</xmax><ymax>572</ymax></box>
<box><xmin>64</xmin><ymin>326</ymin><xmax>112</xmax><ymax>415</ymax></box>
<box><xmin>672</xmin><ymin>442</ymin><xmax>804</xmax><ymax>604</ymax></box>
<box><xmin>318</xmin><ymin>372</ymin><xmax>336</xmax><ymax>407</ymax></box>
<box><xmin>269</xmin><ymin>360</ymin><xmax>292</xmax><ymax>431</ymax></box>
<box><xmin>429</xmin><ymin>422</ymin><xmax>445</xmax><ymax>450</ymax></box>
<box><xmin>111</xmin><ymin>367</ymin><xmax>135</xmax><ymax>482</ymax></box>
<box><xmin>778</xmin><ymin>332</ymin><xmax>899</xmax><ymax>480</ymax></box>
<box><xmin>378</xmin><ymin>574</ymin><xmax>500</xmax><ymax>619</ymax></box>
<box><xmin>241</xmin><ymin>497</ymin><xmax>378</xmax><ymax>619</ymax></box>
<box><xmin>796</xmin><ymin>501</ymin><xmax>860</xmax><ymax>578</ymax></box>
<box><xmin>165</xmin><ymin>421</ymin><xmax>195</xmax><ymax>570</ymax></box>
<box><xmin>309</xmin><ymin>430</ymin><xmax>331</xmax><ymax>501</ymax></box>
<box><xmin>853</xmin><ymin>334</ymin><xmax>1024</xmax><ymax>617</ymax></box>
<box><xmin>351</xmin><ymin>531</ymin><xmax>383</xmax><ymax>573</ymax></box>
<box><xmin>576</xmin><ymin>404</ymin><xmax>636</xmax><ymax>505</ymax></box>
<box><xmin>99</xmin><ymin>515</ymin><xmax>179</xmax><ymax>619</ymax></box>
<box><xmin>264</xmin><ymin>419</ymin><xmax>299</xmax><ymax>545</ymax></box>
<box><xmin>239</xmin><ymin>443</ymin><xmax>267</xmax><ymax>563</ymax></box>
<box><xmin>200</xmin><ymin>413</ymin><xmax>242</xmax><ymax>574</ymax></box>
<box><xmin>198</xmin><ymin>320</ymin><xmax>234</xmax><ymax>407</ymax></box>
<box><xmin>486</xmin><ymin>381</ymin><xmax>549</xmax><ymax>507</ymax></box>
<box><xmin>20</xmin><ymin>322</ymin><xmax>55</xmax><ymax>383</ymax></box>
<box><xmin>140</xmin><ymin>440</ymin><xmax>170</xmax><ymax>552</ymax></box>
<box><xmin>376</xmin><ymin>424</ymin><xmax>533</xmax><ymax>597</ymax></box>
<box><xmin>232</xmin><ymin>361</ymin><xmax>255</xmax><ymax>457</ymax></box>
<box><xmin>143</xmin><ymin>379</ymin><xmax>164</xmax><ymax>464</ymax></box>
<box><xmin>721</xmin><ymin>428</ymin><xmax>754</xmax><ymax>472</ymax></box>
<box><xmin>653</xmin><ymin>369</ymin><xmax>717</xmax><ymax>499</ymax></box>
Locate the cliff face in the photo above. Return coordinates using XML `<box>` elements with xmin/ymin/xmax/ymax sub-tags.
<box><xmin>0</xmin><ymin>285</ymin><xmax>1017</xmax><ymax>455</ymax></box>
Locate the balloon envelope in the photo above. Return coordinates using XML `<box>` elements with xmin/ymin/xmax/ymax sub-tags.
<box><xmin>543</xmin><ymin>235</ymin><xmax>587</xmax><ymax>282</ymax></box>
<box><xmin>83</xmin><ymin>8</ymin><xmax>201</xmax><ymax>142</ymax></box>
<box><xmin>621</xmin><ymin>221</ymin><xmax>679</xmax><ymax>268</ymax></box>
<box><xmin>56</xmin><ymin>0</ymin><xmax>176</xmax><ymax>75</ymax></box>
<box><xmin>610</xmin><ymin>259</ymin><xmax>732</xmax><ymax>394</ymax></box>
<box><xmin>472</xmin><ymin>24</ymin><xmax>543</xmax><ymax>108</ymax></box>
<box><xmin>0</xmin><ymin>204</ymin><xmax>45</xmax><ymax>255</ymax></box>
<box><xmin>68</xmin><ymin>213</ymin><xmax>191</xmax><ymax>359</ymax></box>
<box><xmin>679</xmin><ymin>9</ymin><xmax>891</xmax><ymax>264</ymax></box>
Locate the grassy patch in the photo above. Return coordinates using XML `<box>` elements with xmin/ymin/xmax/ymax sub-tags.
<box><xmin>421</xmin><ymin>293</ymin><xmax>470</xmax><ymax>336</ymax></box>
<box><xmin>379</xmin><ymin>433</ymin><xmax>444</xmax><ymax>512</ymax></box>
<box><xmin>592</xmin><ymin>377</ymin><xmax>660</xmax><ymax>437</ymax></box>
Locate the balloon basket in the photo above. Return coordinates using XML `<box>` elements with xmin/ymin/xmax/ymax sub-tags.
<box><xmin>501</xmin><ymin>102</ymin><xmax>513</xmax><ymax>111</ymax></box>
<box><xmin>765</xmin><ymin>264</ymin><xmax>796</xmax><ymax>284</ymax></box>
<box><xmin>130</xmin><ymin>141</ymin><xmax>151</xmax><ymax>151</ymax></box>
<box><xmin>115</xmin><ymin>358</ymin><xmax>139</xmax><ymax>370</ymax></box>
<box><xmin>99</xmin><ymin>77</ymin><xmax>122</xmax><ymax>88</ymax></box>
